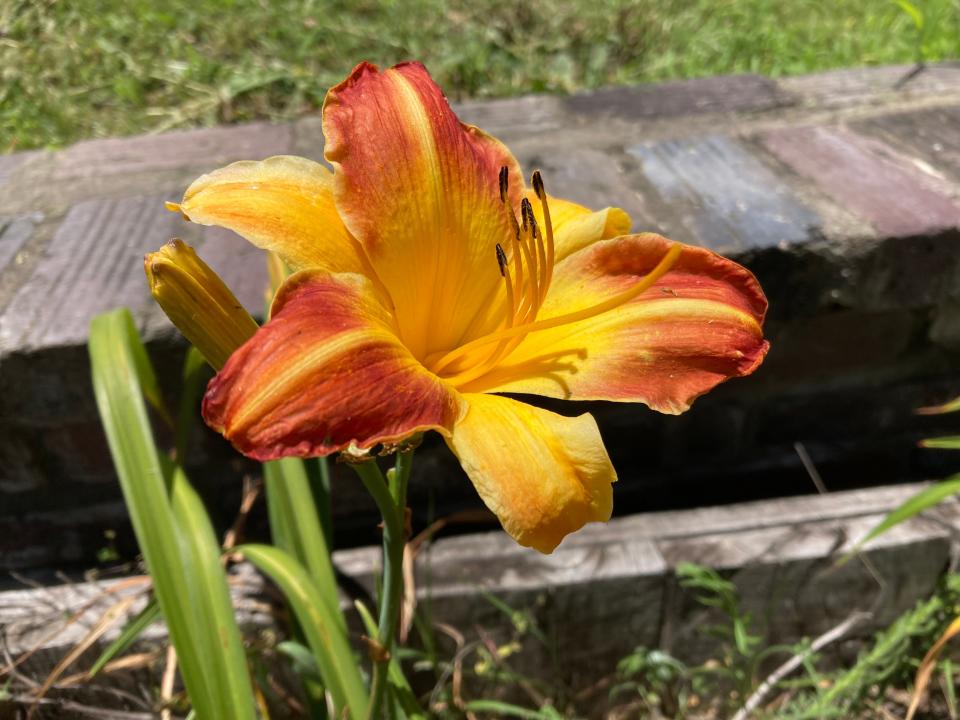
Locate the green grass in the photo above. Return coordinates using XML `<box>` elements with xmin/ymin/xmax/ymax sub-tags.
<box><xmin>2</xmin><ymin>0</ymin><xmax>958</xmax><ymax>151</ymax></box>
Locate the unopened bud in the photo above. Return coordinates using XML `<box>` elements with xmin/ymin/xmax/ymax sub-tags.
<box><xmin>144</xmin><ymin>239</ymin><xmax>258</xmax><ymax>370</ymax></box>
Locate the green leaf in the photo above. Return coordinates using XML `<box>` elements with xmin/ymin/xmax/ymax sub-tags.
<box><xmin>263</xmin><ymin>458</ymin><xmax>342</xmax><ymax>627</ymax></box>
<box><xmin>463</xmin><ymin>700</ymin><xmax>559</xmax><ymax>719</ymax></box>
<box><xmin>121</xmin><ymin>312</ymin><xmax>173</xmax><ymax>429</ymax></box>
<box><xmin>175</xmin><ymin>346</ymin><xmax>209</xmax><ymax>461</ymax></box>
<box><xmin>842</xmin><ymin>475</ymin><xmax>960</xmax><ymax>564</ymax></box>
<box><xmin>168</xmin><ymin>459</ymin><xmax>258</xmax><ymax>717</ymax></box>
<box><xmin>88</xmin><ymin>597</ymin><xmax>161</xmax><ymax>677</ymax></box>
<box><xmin>239</xmin><ymin>543</ymin><xmax>368</xmax><ymax>719</ymax></box>
<box><xmin>277</xmin><ymin>641</ymin><xmax>321</xmax><ymax>681</ymax></box>
<box><xmin>89</xmin><ymin>308</ymin><xmax>255</xmax><ymax>719</ymax></box>
<box><xmin>895</xmin><ymin>0</ymin><xmax>925</xmax><ymax>30</ymax></box>
<box><xmin>921</xmin><ymin>436</ymin><xmax>960</xmax><ymax>450</ymax></box>
<box><xmin>917</xmin><ymin>394</ymin><xmax>960</xmax><ymax>415</ymax></box>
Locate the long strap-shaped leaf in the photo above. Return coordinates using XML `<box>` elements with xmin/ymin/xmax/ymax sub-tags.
<box><xmin>89</xmin><ymin>308</ymin><xmax>256</xmax><ymax>719</ymax></box>
<box><xmin>240</xmin><ymin>544</ymin><xmax>368</xmax><ymax>718</ymax></box>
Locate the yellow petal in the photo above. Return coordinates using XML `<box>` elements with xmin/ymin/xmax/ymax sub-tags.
<box><xmin>175</xmin><ymin>155</ymin><xmax>370</xmax><ymax>275</ymax></box>
<box><xmin>445</xmin><ymin>393</ymin><xmax>616</xmax><ymax>553</ymax></box>
<box><xmin>144</xmin><ymin>239</ymin><xmax>258</xmax><ymax>370</ymax></box>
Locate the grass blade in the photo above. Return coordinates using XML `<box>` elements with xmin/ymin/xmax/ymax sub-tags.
<box><xmin>907</xmin><ymin>616</ymin><xmax>960</xmax><ymax>720</ymax></box>
<box><xmin>916</xmin><ymin>394</ymin><xmax>960</xmax><ymax>415</ymax></box>
<box><xmin>239</xmin><ymin>543</ymin><xmax>367</xmax><ymax>719</ymax></box>
<box><xmin>88</xmin><ymin>597</ymin><xmax>161</xmax><ymax>677</ymax></box>
<box><xmin>463</xmin><ymin>700</ymin><xmax>558</xmax><ymax>719</ymax></box>
<box><xmin>920</xmin><ymin>436</ymin><xmax>960</xmax><ymax>449</ymax></box>
<box><xmin>842</xmin><ymin>475</ymin><xmax>960</xmax><ymax>563</ymax></box>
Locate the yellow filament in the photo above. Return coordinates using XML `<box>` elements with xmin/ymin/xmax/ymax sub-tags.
<box><xmin>514</xmin><ymin>229</ymin><xmax>538</xmax><ymax>319</ymax></box>
<box><xmin>535</xmin><ymin>184</ymin><xmax>556</xmax><ymax>303</ymax></box>
<box><xmin>501</xmin><ymin>262</ymin><xmax>516</xmax><ymax>329</ymax></box>
<box><xmin>521</xmin><ymin>216</ymin><xmax>540</xmax><ymax>308</ymax></box>
<box><xmin>433</xmin><ymin>243</ymin><xmax>683</xmax><ymax>381</ymax></box>
<box><xmin>531</xmin><ymin>221</ymin><xmax>547</xmax><ymax>306</ymax></box>
<box><xmin>504</xmin><ymin>202</ymin><xmax>524</xmax><ymax>304</ymax></box>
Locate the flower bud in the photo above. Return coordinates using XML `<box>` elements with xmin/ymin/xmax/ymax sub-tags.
<box><xmin>145</xmin><ymin>239</ymin><xmax>258</xmax><ymax>370</ymax></box>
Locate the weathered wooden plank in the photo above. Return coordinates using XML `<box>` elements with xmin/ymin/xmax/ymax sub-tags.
<box><xmin>625</xmin><ymin>135</ymin><xmax>820</xmax><ymax>252</ymax></box>
<box><xmin>1</xmin><ymin>483</ymin><xmax>952</xmax><ymax>693</ymax></box>
<box><xmin>760</xmin><ymin>125</ymin><xmax>960</xmax><ymax>238</ymax></box>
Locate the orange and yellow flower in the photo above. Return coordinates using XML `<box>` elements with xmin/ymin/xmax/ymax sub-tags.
<box><xmin>152</xmin><ymin>62</ymin><xmax>769</xmax><ymax>553</ymax></box>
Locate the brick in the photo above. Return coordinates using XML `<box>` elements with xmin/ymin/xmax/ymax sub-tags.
<box><xmin>760</xmin><ymin>125</ymin><xmax>960</xmax><ymax>238</ymax></box>
<box><xmin>625</xmin><ymin>136</ymin><xmax>820</xmax><ymax>252</ymax></box>
<box><xmin>565</xmin><ymin>74</ymin><xmax>794</xmax><ymax>120</ymax></box>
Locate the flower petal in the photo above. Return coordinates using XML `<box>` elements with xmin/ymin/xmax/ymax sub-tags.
<box><xmin>465</xmin><ymin>234</ymin><xmax>769</xmax><ymax>413</ymax></box>
<box><xmin>523</xmin><ymin>189</ymin><xmax>632</xmax><ymax>262</ymax></box>
<box><xmin>175</xmin><ymin>155</ymin><xmax>370</xmax><ymax>275</ymax></box>
<box><xmin>446</xmin><ymin>393</ymin><xmax>616</xmax><ymax>553</ymax></box>
<box><xmin>202</xmin><ymin>271</ymin><xmax>461</xmax><ymax>461</ymax></box>
<box><xmin>323</xmin><ymin>62</ymin><xmax>523</xmax><ymax>360</ymax></box>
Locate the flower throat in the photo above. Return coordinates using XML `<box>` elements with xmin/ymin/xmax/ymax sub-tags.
<box><xmin>427</xmin><ymin>167</ymin><xmax>681</xmax><ymax>387</ymax></box>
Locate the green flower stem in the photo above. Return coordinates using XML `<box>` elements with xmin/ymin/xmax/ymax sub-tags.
<box><xmin>352</xmin><ymin>446</ymin><xmax>415</xmax><ymax>719</ymax></box>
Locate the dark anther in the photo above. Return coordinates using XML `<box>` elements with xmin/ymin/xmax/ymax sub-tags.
<box><xmin>520</xmin><ymin>197</ymin><xmax>534</xmax><ymax>231</ymax></box>
<box><xmin>532</xmin><ymin>170</ymin><xmax>545</xmax><ymax>199</ymax></box>
<box><xmin>495</xmin><ymin>243</ymin><xmax>507</xmax><ymax>276</ymax></box>
<box><xmin>498</xmin><ymin>166</ymin><xmax>509</xmax><ymax>203</ymax></box>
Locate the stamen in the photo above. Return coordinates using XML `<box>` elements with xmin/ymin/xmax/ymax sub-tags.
<box><xmin>496</xmin><ymin>243</ymin><xmax>515</xmax><ymax>329</ymax></box>
<box><xmin>432</xmin><ymin>243</ymin><xmax>683</xmax><ymax>379</ymax></box>
<box><xmin>531</xmin><ymin>170</ymin><xmax>556</xmax><ymax>300</ymax></box>
<box><xmin>499</xmin><ymin>166</ymin><xmax>525</xmax><ymax>304</ymax></box>
<box><xmin>519</xmin><ymin>198</ymin><xmax>540</xmax><ymax>306</ymax></box>
<box><xmin>495</xmin><ymin>243</ymin><xmax>507</xmax><ymax>277</ymax></box>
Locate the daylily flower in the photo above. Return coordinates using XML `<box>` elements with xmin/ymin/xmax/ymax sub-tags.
<box><xmin>156</xmin><ymin>61</ymin><xmax>769</xmax><ymax>553</ymax></box>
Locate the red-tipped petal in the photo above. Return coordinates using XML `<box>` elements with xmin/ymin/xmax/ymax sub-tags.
<box><xmin>323</xmin><ymin>62</ymin><xmax>524</xmax><ymax>360</ymax></box>
<box><xmin>465</xmin><ymin>234</ymin><xmax>769</xmax><ymax>413</ymax></box>
<box><xmin>203</xmin><ymin>271</ymin><xmax>461</xmax><ymax>460</ymax></box>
